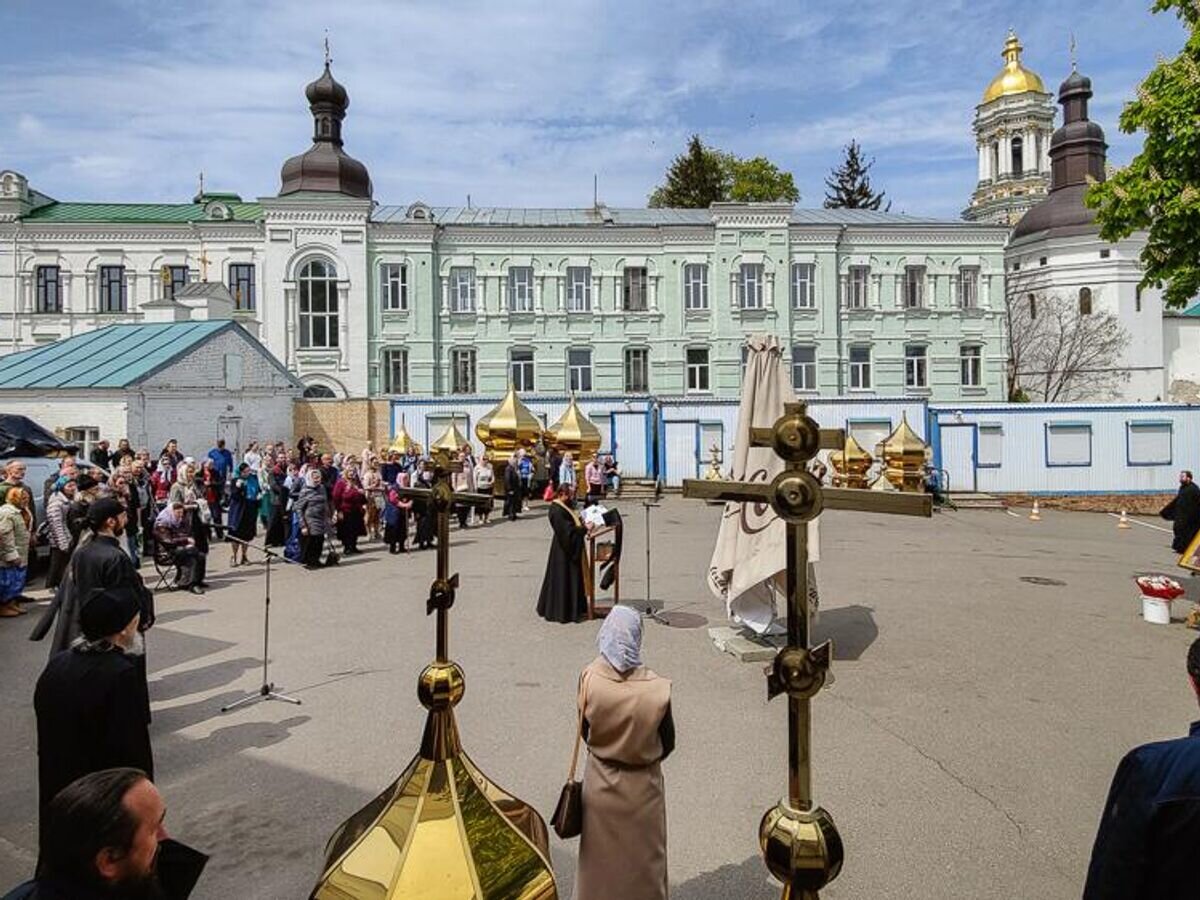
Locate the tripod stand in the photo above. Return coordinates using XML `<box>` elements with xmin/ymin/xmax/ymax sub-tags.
<box><xmin>641</xmin><ymin>499</ymin><xmax>668</xmax><ymax>625</ymax></box>
<box><xmin>221</xmin><ymin>537</ymin><xmax>302</xmax><ymax>712</ymax></box>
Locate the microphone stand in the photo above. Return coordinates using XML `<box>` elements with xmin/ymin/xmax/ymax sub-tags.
<box><xmin>221</xmin><ymin>535</ymin><xmax>302</xmax><ymax>712</ymax></box>
<box><xmin>641</xmin><ymin>499</ymin><xmax>667</xmax><ymax>625</ymax></box>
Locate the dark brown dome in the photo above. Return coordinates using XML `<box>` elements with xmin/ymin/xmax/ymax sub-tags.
<box><xmin>305</xmin><ymin>64</ymin><xmax>348</xmax><ymax>107</ymax></box>
<box><xmin>279</xmin><ymin>63</ymin><xmax>371</xmax><ymax>198</ymax></box>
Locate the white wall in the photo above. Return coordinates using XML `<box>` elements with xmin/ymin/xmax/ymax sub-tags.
<box><xmin>0</xmin><ymin>394</ymin><xmax>129</xmax><ymax>447</ymax></box>
<box><xmin>1163</xmin><ymin>316</ymin><xmax>1200</xmax><ymax>403</ymax></box>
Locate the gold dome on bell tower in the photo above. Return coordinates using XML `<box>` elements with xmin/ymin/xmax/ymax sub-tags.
<box><xmin>982</xmin><ymin>30</ymin><xmax>1047</xmax><ymax>103</ymax></box>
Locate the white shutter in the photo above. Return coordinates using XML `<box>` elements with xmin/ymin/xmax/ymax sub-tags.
<box><xmin>1046</xmin><ymin>424</ymin><xmax>1092</xmax><ymax>466</ymax></box>
<box><xmin>977</xmin><ymin>424</ymin><xmax>1002</xmax><ymax>467</ymax></box>
<box><xmin>1127</xmin><ymin>422</ymin><xmax>1171</xmax><ymax>465</ymax></box>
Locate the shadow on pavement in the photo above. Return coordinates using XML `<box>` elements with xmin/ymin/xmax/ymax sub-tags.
<box><xmin>813</xmin><ymin>604</ymin><xmax>878</xmax><ymax>661</ymax></box>
<box><xmin>672</xmin><ymin>854</ymin><xmax>781</xmax><ymax>899</ymax></box>
<box><xmin>151</xmin><ymin>656</ymin><xmax>261</xmax><ymax>702</ymax></box>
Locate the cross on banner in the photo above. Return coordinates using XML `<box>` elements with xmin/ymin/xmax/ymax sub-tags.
<box><xmin>682</xmin><ymin>402</ymin><xmax>931</xmax><ymax>900</ymax></box>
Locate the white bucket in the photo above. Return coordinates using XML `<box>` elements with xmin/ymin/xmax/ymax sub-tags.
<box><xmin>1142</xmin><ymin>596</ymin><xmax>1171</xmax><ymax>625</ymax></box>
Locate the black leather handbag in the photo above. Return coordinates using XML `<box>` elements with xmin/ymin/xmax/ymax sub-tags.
<box><xmin>551</xmin><ymin>677</ymin><xmax>587</xmax><ymax>839</ymax></box>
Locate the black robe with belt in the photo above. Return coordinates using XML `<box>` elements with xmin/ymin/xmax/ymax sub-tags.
<box><xmin>33</xmin><ymin>645</ymin><xmax>154</xmax><ymax>822</ymax></box>
<box><xmin>1162</xmin><ymin>481</ymin><xmax>1200</xmax><ymax>552</ymax></box>
<box><xmin>536</xmin><ymin>501</ymin><xmax>589</xmax><ymax>624</ymax></box>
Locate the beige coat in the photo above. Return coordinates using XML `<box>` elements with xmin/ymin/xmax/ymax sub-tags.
<box><xmin>574</xmin><ymin>656</ymin><xmax>672</xmax><ymax>900</ymax></box>
<box><xmin>0</xmin><ymin>503</ymin><xmax>31</xmax><ymax>567</ymax></box>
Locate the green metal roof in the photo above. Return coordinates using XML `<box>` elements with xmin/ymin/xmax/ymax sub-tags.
<box><xmin>22</xmin><ymin>201</ymin><xmax>263</xmax><ymax>223</ymax></box>
<box><xmin>0</xmin><ymin>321</ymin><xmax>236</xmax><ymax>388</ymax></box>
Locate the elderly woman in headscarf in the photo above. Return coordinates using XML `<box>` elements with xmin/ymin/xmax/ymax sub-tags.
<box><xmin>574</xmin><ymin>605</ymin><xmax>674</xmax><ymax>900</ymax></box>
<box><xmin>44</xmin><ymin>477</ymin><xmax>77</xmax><ymax>589</ymax></box>
<box><xmin>294</xmin><ymin>467</ymin><xmax>330</xmax><ymax>569</ymax></box>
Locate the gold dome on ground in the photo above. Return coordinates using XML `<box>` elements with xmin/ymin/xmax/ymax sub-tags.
<box><xmin>431</xmin><ymin>418</ymin><xmax>471</xmax><ymax>456</ymax></box>
<box><xmin>544</xmin><ymin>396</ymin><xmax>602</xmax><ymax>459</ymax></box>
<box><xmin>476</xmin><ymin>386</ymin><xmax>544</xmax><ymax>454</ymax></box>
<box><xmin>878</xmin><ymin>414</ymin><xmax>930</xmax><ymax>492</ymax></box>
<box><xmin>389</xmin><ymin>420</ymin><xmax>416</xmax><ymax>454</ymax></box>
<box><xmin>983</xmin><ymin>31</ymin><xmax>1046</xmax><ymax>103</ymax></box>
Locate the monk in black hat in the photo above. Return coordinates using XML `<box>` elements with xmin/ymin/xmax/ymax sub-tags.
<box><xmin>33</xmin><ymin>586</ymin><xmax>154</xmax><ymax>837</ymax></box>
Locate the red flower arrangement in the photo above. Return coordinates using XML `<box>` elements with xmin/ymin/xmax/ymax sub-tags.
<box><xmin>1136</xmin><ymin>575</ymin><xmax>1185</xmax><ymax>601</ymax></box>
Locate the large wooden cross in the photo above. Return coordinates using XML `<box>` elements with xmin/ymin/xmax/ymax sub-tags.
<box><xmin>682</xmin><ymin>402</ymin><xmax>931</xmax><ymax>899</ymax></box>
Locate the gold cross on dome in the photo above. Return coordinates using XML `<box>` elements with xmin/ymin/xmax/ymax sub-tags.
<box><xmin>682</xmin><ymin>402</ymin><xmax>931</xmax><ymax>899</ymax></box>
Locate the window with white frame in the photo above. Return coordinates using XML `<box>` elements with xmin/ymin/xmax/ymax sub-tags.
<box><xmin>508</xmin><ymin>266</ymin><xmax>534</xmax><ymax>312</ymax></box>
<box><xmin>568</xmin><ymin>348</ymin><xmax>592</xmax><ymax>392</ymax></box>
<box><xmin>383</xmin><ymin>348</ymin><xmax>409</xmax><ymax>394</ymax></box>
<box><xmin>163</xmin><ymin>265</ymin><xmax>189</xmax><ymax>300</ymax></box>
<box><xmin>450</xmin><ymin>267</ymin><xmax>475</xmax><ymax>313</ymax></box>
<box><xmin>1127</xmin><ymin>421</ymin><xmax>1172</xmax><ymax>466</ymax></box>
<box><xmin>623</xmin><ymin>267</ymin><xmax>648</xmax><ymax>311</ymax></box>
<box><xmin>978</xmin><ymin>424</ymin><xmax>1003</xmax><ymax>467</ymax></box>
<box><xmin>1046</xmin><ymin>422</ymin><xmax>1092</xmax><ymax>467</ymax></box>
<box><xmin>451</xmin><ymin>348</ymin><xmax>476</xmax><ymax>394</ymax></box>
<box><xmin>99</xmin><ymin>265</ymin><xmax>126</xmax><ymax>313</ymax></box>
<box><xmin>955</xmin><ymin>267</ymin><xmax>979</xmax><ymax>308</ymax></box>
<box><xmin>791</xmin><ymin>263</ymin><xmax>815</xmax><ymax>309</ymax></box>
<box><xmin>380</xmin><ymin>263</ymin><xmax>407</xmax><ymax>311</ymax></box>
<box><xmin>567</xmin><ymin>266</ymin><xmax>592</xmax><ymax>312</ymax></box>
<box><xmin>792</xmin><ymin>345</ymin><xmax>817</xmax><ymax>392</ymax></box>
<box><xmin>738</xmin><ymin>264</ymin><xmax>764</xmax><ymax>309</ymax></box>
<box><xmin>228</xmin><ymin>263</ymin><xmax>255</xmax><ymax>311</ymax></box>
<box><xmin>849</xmin><ymin>345</ymin><xmax>871</xmax><ymax>389</ymax></box>
<box><xmin>298</xmin><ymin>259</ymin><xmax>338</xmax><ymax>348</ymax></box>
<box><xmin>624</xmin><ymin>347</ymin><xmax>649</xmax><ymax>393</ymax></box>
<box><xmin>960</xmin><ymin>345</ymin><xmax>982</xmax><ymax>387</ymax></box>
<box><xmin>510</xmin><ymin>348</ymin><xmax>535</xmax><ymax>391</ymax></box>
<box><xmin>683</xmin><ymin>263</ymin><xmax>708</xmax><ymax>310</ymax></box>
<box><xmin>686</xmin><ymin>347</ymin><xmax>710</xmax><ymax>392</ymax></box>
<box><xmin>904</xmin><ymin>344</ymin><xmax>928</xmax><ymax>389</ymax></box>
<box><xmin>847</xmin><ymin>266</ymin><xmax>869</xmax><ymax>308</ymax></box>
<box><xmin>36</xmin><ymin>265</ymin><xmax>61</xmax><ymax>313</ymax></box>
<box><xmin>65</xmin><ymin>427</ymin><xmax>100</xmax><ymax>459</ymax></box>
<box><xmin>1079</xmin><ymin>287</ymin><xmax>1093</xmax><ymax>315</ymax></box>
<box><xmin>903</xmin><ymin>265</ymin><xmax>926</xmax><ymax>308</ymax></box>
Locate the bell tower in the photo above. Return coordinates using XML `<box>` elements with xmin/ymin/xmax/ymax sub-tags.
<box><xmin>963</xmin><ymin>31</ymin><xmax>1055</xmax><ymax>225</ymax></box>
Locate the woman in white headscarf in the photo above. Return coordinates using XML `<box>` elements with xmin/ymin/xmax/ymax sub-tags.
<box><xmin>574</xmin><ymin>605</ymin><xmax>674</xmax><ymax>900</ymax></box>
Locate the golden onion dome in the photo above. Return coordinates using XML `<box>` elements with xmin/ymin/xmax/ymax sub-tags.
<box><xmin>828</xmin><ymin>435</ymin><xmax>873</xmax><ymax>489</ymax></box>
<box><xmin>982</xmin><ymin>31</ymin><xmax>1046</xmax><ymax>103</ymax></box>
<box><xmin>476</xmin><ymin>385</ymin><xmax>544</xmax><ymax>453</ymax></box>
<box><xmin>431</xmin><ymin>417</ymin><xmax>471</xmax><ymax>456</ymax></box>
<box><xmin>389</xmin><ymin>420</ymin><xmax>416</xmax><ymax>454</ymax></box>
<box><xmin>545</xmin><ymin>396</ymin><xmax>602</xmax><ymax>458</ymax></box>
<box><xmin>878</xmin><ymin>414</ymin><xmax>929</xmax><ymax>492</ymax></box>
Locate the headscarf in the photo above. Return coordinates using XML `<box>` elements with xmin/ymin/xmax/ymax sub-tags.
<box><xmin>305</xmin><ymin>468</ymin><xmax>322</xmax><ymax>487</ymax></box>
<box><xmin>596</xmin><ymin>605</ymin><xmax>643</xmax><ymax>673</ymax></box>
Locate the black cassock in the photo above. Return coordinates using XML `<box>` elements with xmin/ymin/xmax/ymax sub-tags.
<box><xmin>1162</xmin><ymin>481</ymin><xmax>1200</xmax><ymax>552</ymax></box>
<box><xmin>34</xmin><ymin>646</ymin><xmax>154</xmax><ymax>823</ymax></box>
<box><xmin>536</xmin><ymin>501</ymin><xmax>588</xmax><ymax>624</ymax></box>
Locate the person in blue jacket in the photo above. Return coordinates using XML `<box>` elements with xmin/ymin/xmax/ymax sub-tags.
<box><xmin>1083</xmin><ymin>636</ymin><xmax>1200</xmax><ymax>899</ymax></box>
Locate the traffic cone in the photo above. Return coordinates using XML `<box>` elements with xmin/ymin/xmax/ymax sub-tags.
<box><xmin>1118</xmin><ymin>509</ymin><xmax>1131</xmax><ymax>529</ymax></box>
<box><xmin>1029</xmin><ymin>499</ymin><xmax>1041</xmax><ymax>521</ymax></box>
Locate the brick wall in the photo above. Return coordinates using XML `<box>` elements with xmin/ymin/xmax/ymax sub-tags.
<box><xmin>293</xmin><ymin>399</ymin><xmax>392</xmax><ymax>455</ymax></box>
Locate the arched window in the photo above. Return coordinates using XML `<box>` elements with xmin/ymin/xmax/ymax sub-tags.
<box><xmin>1011</xmin><ymin>136</ymin><xmax>1024</xmax><ymax>175</ymax></box>
<box><xmin>303</xmin><ymin>384</ymin><xmax>337</xmax><ymax>399</ymax></box>
<box><xmin>1028</xmin><ymin>294</ymin><xmax>1036</xmax><ymax>319</ymax></box>
<box><xmin>298</xmin><ymin>259</ymin><xmax>339</xmax><ymax>349</ymax></box>
<box><xmin>1079</xmin><ymin>287</ymin><xmax>1093</xmax><ymax>316</ymax></box>
<box><xmin>991</xmin><ymin>143</ymin><xmax>1000</xmax><ymax>179</ymax></box>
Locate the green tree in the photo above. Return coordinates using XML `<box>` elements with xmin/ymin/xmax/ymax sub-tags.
<box><xmin>647</xmin><ymin>135</ymin><xmax>727</xmax><ymax>208</ymax></box>
<box><xmin>823</xmin><ymin>140</ymin><xmax>889</xmax><ymax>210</ymax></box>
<box><xmin>1085</xmin><ymin>0</ymin><xmax>1200</xmax><ymax>309</ymax></box>
<box><xmin>648</xmin><ymin>136</ymin><xmax>799</xmax><ymax>207</ymax></box>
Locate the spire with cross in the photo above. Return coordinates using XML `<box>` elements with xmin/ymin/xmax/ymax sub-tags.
<box><xmin>682</xmin><ymin>402</ymin><xmax>931</xmax><ymax>899</ymax></box>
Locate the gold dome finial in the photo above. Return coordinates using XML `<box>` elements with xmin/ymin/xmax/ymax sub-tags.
<box><xmin>982</xmin><ymin>29</ymin><xmax>1046</xmax><ymax>103</ymax></box>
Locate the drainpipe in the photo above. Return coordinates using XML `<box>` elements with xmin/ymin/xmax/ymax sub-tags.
<box><xmin>834</xmin><ymin>225</ymin><xmax>846</xmax><ymax>395</ymax></box>
<box><xmin>11</xmin><ymin>224</ymin><xmax>20</xmax><ymax>353</ymax></box>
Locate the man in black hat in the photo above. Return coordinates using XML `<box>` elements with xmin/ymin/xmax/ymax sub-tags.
<box><xmin>33</xmin><ymin>586</ymin><xmax>154</xmax><ymax>832</ymax></box>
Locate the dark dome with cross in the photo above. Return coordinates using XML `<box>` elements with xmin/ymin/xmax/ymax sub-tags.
<box><xmin>279</xmin><ymin>61</ymin><xmax>372</xmax><ymax>199</ymax></box>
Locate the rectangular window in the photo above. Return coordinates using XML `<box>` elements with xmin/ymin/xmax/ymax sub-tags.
<box><xmin>568</xmin><ymin>348</ymin><xmax>593</xmax><ymax>392</ymax></box>
<box><xmin>624</xmin><ymin>348</ymin><xmax>649</xmax><ymax>393</ymax></box>
<box><xmin>510</xmin><ymin>349</ymin><xmax>535</xmax><ymax>392</ymax></box>
<box><xmin>65</xmin><ymin>427</ymin><xmax>100</xmax><ymax>459</ymax></box>
<box><xmin>978</xmin><ymin>424</ymin><xmax>1003</xmax><ymax>468</ymax></box>
<box><xmin>904</xmin><ymin>345</ymin><xmax>928</xmax><ymax>389</ymax></box>
<box><xmin>623</xmin><ymin>267</ymin><xmax>648</xmax><ymax>311</ymax></box>
<box><xmin>1046</xmin><ymin>422</ymin><xmax>1092</xmax><ymax>467</ymax></box>
<box><xmin>384</xmin><ymin>348</ymin><xmax>409</xmax><ymax>394</ymax></box>
<box><xmin>567</xmin><ymin>267</ymin><xmax>592</xmax><ymax>312</ymax></box>
<box><xmin>164</xmin><ymin>265</ymin><xmax>188</xmax><ymax>300</ymax></box>
<box><xmin>683</xmin><ymin>263</ymin><xmax>708</xmax><ymax>310</ymax></box>
<box><xmin>99</xmin><ymin>266</ymin><xmax>126</xmax><ymax>313</ymax></box>
<box><xmin>792</xmin><ymin>345</ymin><xmax>817</xmax><ymax>392</ymax></box>
<box><xmin>228</xmin><ymin>263</ymin><xmax>255</xmax><ymax>311</ymax></box>
<box><xmin>380</xmin><ymin>263</ymin><xmax>408</xmax><ymax>311</ymax></box>
<box><xmin>791</xmin><ymin>263</ymin><xmax>815</xmax><ymax>309</ymax></box>
<box><xmin>35</xmin><ymin>265</ymin><xmax>61</xmax><ymax>313</ymax></box>
<box><xmin>223</xmin><ymin>354</ymin><xmax>243</xmax><ymax>391</ymax></box>
<box><xmin>903</xmin><ymin>266</ymin><xmax>926</xmax><ymax>308</ymax></box>
<box><xmin>738</xmin><ymin>264</ymin><xmax>764</xmax><ymax>309</ymax></box>
<box><xmin>956</xmin><ymin>267</ymin><xmax>979</xmax><ymax>308</ymax></box>
<box><xmin>1127</xmin><ymin>421</ymin><xmax>1172</xmax><ymax>466</ymax></box>
<box><xmin>960</xmin><ymin>345</ymin><xmax>982</xmax><ymax>387</ymax></box>
<box><xmin>849</xmin><ymin>345</ymin><xmax>871</xmax><ymax>390</ymax></box>
<box><xmin>686</xmin><ymin>347</ymin><xmax>710</xmax><ymax>393</ymax></box>
<box><xmin>849</xmin><ymin>419</ymin><xmax>891</xmax><ymax>455</ymax></box>
<box><xmin>847</xmin><ymin>266</ymin><xmax>869</xmax><ymax>308</ymax></box>
<box><xmin>450</xmin><ymin>267</ymin><xmax>475</xmax><ymax>313</ymax></box>
<box><xmin>508</xmin><ymin>266</ymin><xmax>534</xmax><ymax>312</ymax></box>
<box><xmin>451</xmin><ymin>348</ymin><xmax>476</xmax><ymax>394</ymax></box>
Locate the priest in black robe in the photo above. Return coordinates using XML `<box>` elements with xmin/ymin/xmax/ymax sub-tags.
<box><xmin>1162</xmin><ymin>470</ymin><xmax>1200</xmax><ymax>553</ymax></box>
<box><xmin>536</xmin><ymin>484</ymin><xmax>591</xmax><ymax>624</ymax></box>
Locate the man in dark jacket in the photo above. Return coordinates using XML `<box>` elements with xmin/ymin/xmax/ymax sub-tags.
<box><xmin>34</xmin><ymin>587</ymin><xmax>154</xmax><ymax>830</ymax></box>
<box><xmin>1083</xmin><ymin>637</ymin><xmax>1200</xmax><ymax>899</ymax></box>
<box><xmin>88</xmin><ymin>440</ymin><xmax>112</xmax><ymax>472</ymax></box>
<box><xmin>1161</xmin><ymin>470</ymin><xmax>1200</xmax><ymax>553</ymax></box>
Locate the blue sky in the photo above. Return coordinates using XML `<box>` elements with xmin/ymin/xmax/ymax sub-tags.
<box><xmin>0</xmin><ymin>0</ymin><xmax>1186</xmax><ymax>218</ymax></box>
